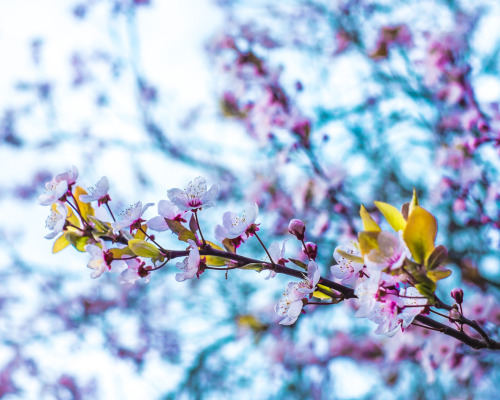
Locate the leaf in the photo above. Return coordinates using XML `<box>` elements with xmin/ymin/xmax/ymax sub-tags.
<box><xmin>240</xmin><ymin>263</ymin><xmax>264</xmax><ymax>272</ymax></box>
<box><xmin>110</xmin><ymin>247</ymin><xmax>135</xmax><ymax>258</ymax></box>
<box><xmin>357</xmin><ymin>231</ymin><xmax>380</xmax><ymax>256</ymax></box>
<box><xmin>427</xmin><ymin>268</ymin><xmax>452</xmax><ymax>282</ymax></box>
<box><xmin>359</xmin><ymin>204</ymin><xmax>381</xmax><ymax>231</ymax></box>
<box><xmin>52</xmin><ymin>234</ymin><xmax>70</xmax><ymax>253</ymax></box>
<box><xmin>74</xmin><ymin>186</ymin><xmax>94</xmax><ymax>221</ymax></box>
<box><xmin>426</xmin><ymin>245</ymin><xmax>448</xmax><ymax>270</ymax></box>
<box><xmin>65</xmin><ymin>205</ymin><xmax>81</xmax><ymax>228</ymax></box>
<box><xmin>409</xmin><ymin>188</ymin><xmax>419</xmax><ymax>216</ymax></box>
<box><xmin>178</xmin><ymin>229</ymin><xmax>197</xmax><ymax>242</ymax></box>
<box><xmin>415</xmin><ymin>282</ymin><xmax>436</xmax><ymax>304</ymax></box>
<box><xmin>289</xmin><ymin>258</ymin><xmax>308</xmax><ymax>270</ymax></box>
<box><xmin>128</xmin><ymin>239</ymin><xmax>160</xmax><ymax>258</ymax></box>
<box><xmin>403</xmin><ymin>206</ymin><xmax>437</xmax><ymax>264</ymax></box>
<box><xmin>204</xmin><ymin>241</ymin><xmax>229</xmax><ymax>266</ymax></box>
<box><xmin>166</xmin><ymin>219</ymin><xmax>196</xmax><ymax>242</ymax></box>
<box><xmin>134</xmin><ymin>224</ymin><xmax>148</xmax><ymax>240</ymax></box>
<box><xmin>88</xmin><ymin>215</ymin><xmax>111</xmax><ymax>233</ymax></box>
<box><xmin>312</xmin><ymin>291</ymin><xmax>333</xmax><ymax>300</ymax></box>
<box><xmin>374</xmin><ymin>201</ymin><xmax>407</xmax><ymax>232</ymax></box>
<box><xmin>65</xmin><ymin>231</ymin><xmax>89</xmax><ymax>252</ymax></box>
<box><xmin>336</xmin><ymin>249</ymin><xmax>364</xmax><ymax>264</ymax></box>
<box><xmin>401</xmin><ymin>202</ymin><xmax>409</xmax><ymax>220</ymax></box>
<box><xmin>222</xmin><ymin>238</ymin><xmax>235</xmax><ymax>253</ymax></box>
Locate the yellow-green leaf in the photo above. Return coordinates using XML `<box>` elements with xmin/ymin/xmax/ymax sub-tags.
<box><xmin>204</xmin><ymin>241</ymin><xmax>228</xmax><ymax>266</ymax></box>
<box><xmin>289</xmin><ymin>258</ymin><xmax>308</xmax><ymax>270</ymax></box>
<box><xmin>74</xmin><ymin>186</ymin><xmax>94</xmax><ymax>221</ymax></box>
<box><xmin>313</xmin><ymin>291</ymin><xmax>333</xmax><ymax>300</ymax></box>
<box><xmin>88</xmin><ymin>215</ymin><xmax>111</xmax><ymax>233</ymax></box>
<box><xmin>426</xmin><ymin>245</ymin><xmax>448</xmax><ymax>270</ymax></box>
<box><xmin>134</xmin><ymin>224</ymin><xmax>148</xmax><ymax>240</ymax></box>
<box><xmin>427</xmin><ymin>268</ymin><xmax>452</xmax><ymax>282</ymax></box>
<box><xmin>403</xmin><ymin>206</ymin><xmax>437</xmax><ymax>264</ymax></box>
<box><xmin>374</xmin><ymin>201</ymin><xmax>407</xmax><ymax>232</ymax></box>
<box><xmin>128</xmin><ymin>239</ymin><xmax>160</xmax><ymax>258</ymax></box>
<box><xmin>179</xmin><ymin>229</ymin><xmax>197</xmax><ymax>242</ymax></box>
<box><xmin>360</xmin><ymin>204</ymin><xmax>381</xmax><ymax>231</ymax></box>
<box><xmin>336</xmin><ymin>248</ymin><xmax>364</xmax><ymax>264</ymax></box>
<box><xmin>222</xmin><ymin>238</ymin><xmax>235</xmax><ymax>253</ymax></box>
<box><xmin>415</xmin><ymin>282</ymin><xmax>436</xmax><ymax>303</ymax></box>
<box><xmin>65</xmin><ymin>231</ymin><xmax>89</xmax><ymax>252</ymax></box>
<box><xmin>409</xmin><ymin>188</ymin><xmax>419</xmax><ymax>216</ymax></box>
<box><xmin>358</xmin><ymin>231</ymin><xmax>380</xmax><ymax>256</ymax></box>
<box><xmin>240</xmin><ymin>263</ymin><xmax>264</xmax><ymax>272</ymax></box>
<box><xmin>110</xmin><ymin>247</ymin><xmax>135</xmax><ymax>258</ymax></box>
<box><xmin>52</xmin><ymin>234</ymin><xmax>70</xmax><ymax>253</ymax></box>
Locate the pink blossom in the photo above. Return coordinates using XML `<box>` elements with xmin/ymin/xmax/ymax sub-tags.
<box><xmin>175</xmin><ymin>240</ymin><xmax>201</xmax><ymax>282</ymax></box>
<box><xmin>364</xmin><ymin>231</ymin><xmax>410</xmax><ymax>271</ymax></box>
<box><xmin>44</xmin><ymin>202</ymin><xmax>68</xmax><ymax>239</ymax></box>
<box><xmin>331</xmin><ymin>243</ymin><xmax>364</xmax><ymax>285</ymax></box>
<box><xmin>120</xmin><ymin>258</ymin><xmax>151</xmax><ymax>285</ymax></box>
<box><xmin>147</xmin><ymin>200</ymin><xmax>186</xmax><ymax>232</ymax></box>
<box><xmin>214</xmin><ymin>204</ymin><xmax>259</xmax><ymax>241</ymax></box>
<box><xmin>275</xmin><ymin>261</ymin><xmax>320</xmax><ymax>325</ymax></box>
<box><xmin>38</xmin><ymin>166</ymin><xmax>78</xmax><ymax>206</ymax></box>
<box><xmin>112</xmin><ymin>201</ymin><xmax>154</xmax><ymax>234</ymax></box>
<box><xmin>167</xmin><ymin>176</ymin><xmax>218</xmax><ymax>212</ymax></box>
<box><xmin>84</xmin><ymin>241</ymin><xmax>126</xmax><ymax>279</ymax></box>
<box><xmin>79</xmin><ymin>176</ymin><xmax>110</xmax><ymax>206</ymax></box>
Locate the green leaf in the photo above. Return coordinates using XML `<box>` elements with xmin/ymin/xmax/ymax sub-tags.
<box><xmin>359</xmin><ymin>204</ymin><xmax>381</xmax><ymax>231</ymax></box>
<box><xmin>374</xmin><ymin>201</ymin><xmax>407</xmax><ymax>232</ymax></box>
<box><xmin>128</xmin><ymin>239</ymin><xmax>160</xmax><ymax>258</ymax></box>
<box><xmin>240</xmin><ymin>263</ymin><xmax>264</xmax><ymax>272</ymax></box>
<box><xmin>409</xmin><ymin>188</ymin><xmax>419</xmax><ymax>216</ymax></box>
<box><xmin>222</xmin><ymin>238</ymin><xmax>235</xmax><ymax>253</ymax></box>
<box><xmin>65</xmin><ymin>231</ymin><xmax>89</xmax><ymax>252</ymax></box>
<box><xmin>289</xmin><ymin>258</ymin><xmax>308</xmax><ymax>270</ymax></box>
<box><xmin>109</xmin><ymin>247</ymin><xmax>135</xmax><ymax>258</ymax></box>
<box><xmin>88</xmin><ymin>215</ymin><xmax>111</xmax><ymax>233</ymax></box>
<box><xmin>426</xmin><ymin>245</ymin><xmax>448</xmax><ymax>270</ymax></box>
<box><xmin>312</xmin><ymin>291</ymin><xmax>333</xmax><ymax>300</ymax></box>
<box><xmin>52</xmin><ymin>234</ymin><xmax>70</xmax><ymax>253</ymax></box>
<box><xmin>74</xmin><ymin>186</ymin><xmax>94</xmax><ymax>221</ymax></box>
<box><xmin>403</xmin><ymin>206</ymin><xmax>437</xmax><ymax>264</ymax></box>
<box><xmin>414</xmin><ymin>282</ymin><xmax>436</xmax><ymax>304</ymax></box>
<box><xmin>336</xmin><ymin>248</ymin><xmax>364</xmax><ymax>264</ymax></box>
<box><xmin>427</xmin><ymin>268</ymin><xmax>452</xmax><ymax>282</ymax></box>
<box><xmin>358</xmin><ymin>231</ymin><xmax>380</xmax><ymax>256</ymax></box>
<box><xmin>166</xmin><ymin>219</ymin><xmax>196</xmax><ymax>243</ymax></box>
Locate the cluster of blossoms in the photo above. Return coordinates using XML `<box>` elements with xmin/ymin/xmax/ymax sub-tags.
<box><xmin>39</xmin><ymin>168</ymin><xmax>498</xmax><ymax>351</ymax></box>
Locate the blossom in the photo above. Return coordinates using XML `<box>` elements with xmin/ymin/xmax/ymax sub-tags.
<box><xmin>331</xmin><ymin>243</ymin><xmax>364</xmax><ymax>285</ymax></box>
<box><xmin>44</xmin><ymin>202</ymin><xmax>68</xmax><ymax>239</ymax></box>
<box><xmin>112</xmin><ymin>201</ymin><xmax>154</xmax><ymax>233</ymax></box>
<box><xmin>167</xmin><ymin>176</ymin><xmax>218</xmax><ymax>212</ymax></box>
<box><xmin>398</xmin><ymin>287</ymin><xmax>428</xmax><ymax>328</ymax></box>
<box><xmin>175</xmin><ymin>239</ymin><xmax>201</xmax><ymax>282</ymax></box>
<box><xmin>275</xmin><ymin>261</ymin><xmax>320</xmax><ymax>325</ymax></box>
<box><xmin>120</xmin><ymin>258</ymin><xmax>151</xmax><ymax>285</ymax></box>
<box><xmin>147</xmin><ymin>200</ymin><xmax>186</xmax><ymax>232</ymax></box>
<box><xmin>84</xmin><ymin>242</ymin><xmax>126</xmax><ymax>279</ymax></box>
<box><xmin>214</xmin><ymin>204</ymin><xmax>259</xmax><ymax>241</ymax></box>
<box><xmin>38</xmin><ymin>166</ymin><xmax>78</xmax><ymax>206</ymax></box>
<box><xmin>266</xmin><ymin>240</ymin><xmax>288</xmax><ymax>279</ymax></box>
<box><xmin>364</xmin><ymin>231</ymin><xmax>411</xmax><ymax>271</ymax></box>
<box><xmin>79</xmin><ymin>176</ymin><xmax>110</xmax><ymax>206</ymax></box>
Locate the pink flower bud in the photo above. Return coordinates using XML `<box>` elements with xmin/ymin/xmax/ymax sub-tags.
<box><xmin>288</xmin><ymin>219</ymin><xmax>306</xmax><ymax>241</ymax></box>
<box><xmin>304</xmin><ymin>242</ymin><xmax>318</xmax><ymax>260</ymax></box>
<box><xmin>451</xmin><ymin>288</ymin><xmax>464</xmax><ymax>305</ymax></box>
<box><xmin>449</xmin><ymin>307</ymin><xmax>461</xmax><ymax>321</ymax></box>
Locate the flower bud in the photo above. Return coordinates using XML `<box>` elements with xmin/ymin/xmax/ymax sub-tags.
<box><xmin>304</xmin><ymin>241</ymin><xmax>318</xmax><ymax>260</ymax></box>
<box><xmin>449</xmin><ymin>306</ymin><xmax>461</xmax><ymax>321</ymax></box>
<box><xmin>451</xmin><ymin>288</ymin><xmax>464</xmax><ymax>305</ymax></box>
<box><xmin>288</xmin><ymin>219</ymin><xmax>306</xmax><ymax>241</ymax></box>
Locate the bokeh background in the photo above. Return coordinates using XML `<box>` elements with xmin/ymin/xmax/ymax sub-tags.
<box><xmin>1</xmin><ymin>0</ymin><xmax>499</xmax><ymax>399</ymax></box>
